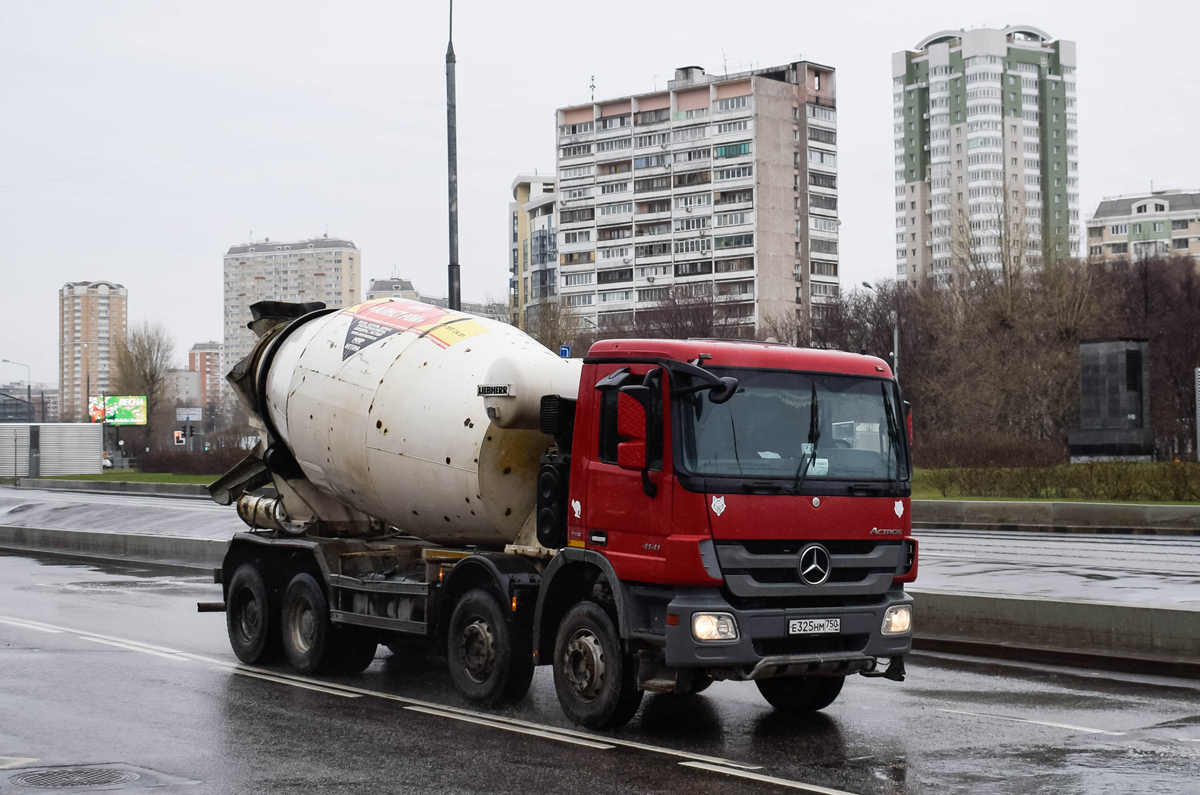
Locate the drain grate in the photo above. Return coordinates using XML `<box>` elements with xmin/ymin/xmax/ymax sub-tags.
<box><xmin>10</xmin><ymin>768</ymin><xmax>140</xmax><ymax>789</ymax></box>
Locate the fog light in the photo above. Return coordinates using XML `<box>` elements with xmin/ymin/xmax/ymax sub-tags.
<box><xmin>882</xmin><ymin>605</ymin><xmax>912</xmax><ymax>635</ymax></box>
<box><xmin>692</xmin><ymin>612</ymin><xmax>738</xmax><ymax>642</ymax></box>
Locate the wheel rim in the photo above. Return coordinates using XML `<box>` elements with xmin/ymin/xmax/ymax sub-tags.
<box><xmin>288</xmin><ymin>598</ymin><xmax>316</xmax><ymax>654</ymax></box>
<box><xmin>563</xmin><ymin>629</ymin><xmax>605</xmax><ymax>701</ymax></box>
<box><xmin>459</xmin><ymin>618</ymin><xmax>496</xmax><ymax>683</ymax></box>
<box><xmin>233</xmin><ymin>587</ymin><xmax>261</xmax><ymax>644</ymax></box>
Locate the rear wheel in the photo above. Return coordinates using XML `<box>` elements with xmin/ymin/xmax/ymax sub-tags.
<box><xmin>552</xmin><ymin>601</ymin><xmax>643</xmax><ymax>729</ymax></box>
<box><xmin>281</xmin><ymin>573</ymin><xmax>338</xmax><ymax>674</ymax></box>
<box><xmin>755</xmin><ymin>675</ymin><xmax>845</xmax><ymax>713</ymax></box>
<box><xmin>226</xmin><ymin>563</ymin><xmax>278</xmax><ymax>664</ymax></box>
<box><xmin>334</xmin><ymin>633</ymin><xmax>379</xmax><ymax>674</ymax></box>
<box><xmin>446</xmin><ymin>589</ymin><xmax>534</xmax><ymax>705</ymax></box>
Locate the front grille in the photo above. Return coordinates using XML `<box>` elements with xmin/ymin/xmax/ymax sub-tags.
<box><xmin>715</xmin><ymin>539</ymin><xmax>901</xmax><ymax>599</ymax></box>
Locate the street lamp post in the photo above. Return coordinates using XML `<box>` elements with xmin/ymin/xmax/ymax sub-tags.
<box><xmin>860</xmin><ymin>283</ymin><xmax>898</xmax><ymax>380</ymax></box>
<box><xmin>1</xmin><ymin>359</ymin><xmax>32</xmax><ymax>422</ymax></box>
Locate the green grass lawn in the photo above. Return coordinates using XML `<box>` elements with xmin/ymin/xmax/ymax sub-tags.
<box><xmin>48</xmin><ymin>472</ymin><xmax>217</xmax><ymax>485</ymax></box>
<box><xmin>909</xmin><ymin>467</ymin><xmax>1200</xmax><ymax>504</ymax></box>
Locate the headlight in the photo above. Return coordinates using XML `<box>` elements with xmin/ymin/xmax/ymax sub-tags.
<box><xmin>692</xmin><ymin>612</ymin><xmax>738</xmax><ymax>642</ymax></box>
<box><xmin>882</xmin><ymin>605</ymin><xmax>912</xmax><ymax>635</ymax></box>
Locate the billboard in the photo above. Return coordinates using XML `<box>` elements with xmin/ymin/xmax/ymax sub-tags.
<box><xmin>89</xmin><ymin>395</ymin><xmax>147</xmax><ymax>425</ymax></box>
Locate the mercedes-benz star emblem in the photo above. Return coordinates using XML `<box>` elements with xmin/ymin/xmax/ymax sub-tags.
<box><xmin>798</xmin><ymin>544</ymin><xmax>831</xmax><ymax>586</ymax></box>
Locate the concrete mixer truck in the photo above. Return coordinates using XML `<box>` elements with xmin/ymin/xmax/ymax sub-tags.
<box><xmin>204</xmin><ymin>297</ymin><xmax>917</xmax><ymax>728</ymax></box>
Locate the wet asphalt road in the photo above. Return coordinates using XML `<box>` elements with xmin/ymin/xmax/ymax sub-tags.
<box><xmin>2</xmin><ymin>552</ymin><xmax>1199</xmax><ymax>794</ymax></box>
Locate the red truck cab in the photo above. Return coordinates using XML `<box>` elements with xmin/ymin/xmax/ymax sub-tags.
<box><xmin>533</xmin><ymin>338</ymin><xmax>915</xmax><ymax>722</ymax></box>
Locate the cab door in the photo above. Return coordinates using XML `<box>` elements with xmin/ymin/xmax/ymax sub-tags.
<box><xmin>582</xmin><ymin>362</ymin><xmax>672</xmax><ymax>583</ymax></box>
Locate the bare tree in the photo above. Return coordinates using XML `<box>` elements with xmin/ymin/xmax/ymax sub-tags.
<box><xmin>112</xmin><ymin>321</ymin><xmax>176</xmax><ymax>449</ymax></box>
<box><xmin>631</xmin><ymin>283</ymin><xmax>741</xmax><ymax>340</ymax></box>
<box><xmin>524</xmin><ymin>297</ymin><xmax>582</xmax><ymax>352</ymax></box>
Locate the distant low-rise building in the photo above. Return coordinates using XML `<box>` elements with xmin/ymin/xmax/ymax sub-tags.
<box><xmin>1086</xmin><ymin>190</ymin><xmax>1200</xmax><ymax>262</ymax></box>
<box><xmin>365</xmin><ymin>278</ymin><xmax>506</xmax><ymax>321</ymax></box>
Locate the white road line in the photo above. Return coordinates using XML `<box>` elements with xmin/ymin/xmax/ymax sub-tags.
<box><xmin>938</xmin><ymin>708</ymin><xmax>1126</xmax><ymax>736</ymax></box>
<box><xmin>405</xmin><ymin>706</ymin><xmax>615</xmax><ymax>750</ymax></box>
<box><xmin>78</xmin><ymin>636</ymin><xmax>189</xmax><ymax>661</ymax></box>
<box><xmin>230</xmin><ymin>668</ymin><xmax>361</xmax><ymax>697</ymax></box>
<box><xmin>0</xmin><ymin>757</ymin><xmax>40</xmax><ymax>770</ymax></box>
<box><xmin>3</xmin><ymin>614</ymin><xmax>762</xmax><ymax>771</ymax></box>
<box><xmin>679</xmin><ymin>761</ymin><xmax>856</xmax><ymax>794</ymax></box>
<box><xmin>0</xmin><ymin>617</ymin><xmax>61</xmax><ymax>634</ymax></box>
<box><xmin>1178</xmin><ymin>737</ymin><xmax>1200</xmax><ymax>742</ymax></box>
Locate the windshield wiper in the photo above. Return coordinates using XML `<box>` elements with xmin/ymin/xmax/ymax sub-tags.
<box><xmin>792</xmin><ymin>381</ymin><xmax>820</xmax><ymax>495</ymax></box>
<box><xmin>880</xmin><ymin>383</ymin><xmax>902</xmax><ymax>484</ymax></box>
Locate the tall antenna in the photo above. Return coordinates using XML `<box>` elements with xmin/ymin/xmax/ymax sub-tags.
<box><xmin>722</xmin><ymin>47</ymin><xmax>728</xmax><ymax>77</ymax></box>
<box><xmin>445</xmin><ymin>0</ymin><xmax>460</xmax><ymax>311</ymax></box>
<box><xmin>590</xmin><ymin>75</ymin><xmax>595</xmax><ymax>103</ymax></box>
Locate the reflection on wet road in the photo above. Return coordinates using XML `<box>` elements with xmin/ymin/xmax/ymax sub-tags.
<box><xmin>2</xmin><ymin>551</ymin><xmax>1199</xmax><ymax>793</ymax></box>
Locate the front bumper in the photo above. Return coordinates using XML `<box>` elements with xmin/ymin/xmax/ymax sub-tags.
<box><xmin>662</xmin><ymin>587</ymin><xmax>913</xmax><ymax>679</ymax></box>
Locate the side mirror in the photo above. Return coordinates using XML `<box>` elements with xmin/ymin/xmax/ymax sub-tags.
<box><xmin>616</xmin><ymin>387</ymin><xmax>649</xmax><ymax>471</ymax></box>
<box><xmin>903</xmin><ymin>400</ymin><xmax>913</xmax><ymax>446</ymax></box>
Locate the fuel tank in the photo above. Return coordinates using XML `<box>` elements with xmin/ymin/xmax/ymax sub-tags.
<box><xmin>253</xmin><ymin>298</ymin><xmax>581</xmax><ymax>547</ymax></box>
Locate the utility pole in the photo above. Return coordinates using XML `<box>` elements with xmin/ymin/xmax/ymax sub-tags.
<box><xmin>445</xmin><ymin>0</ymin><xmax>461</xmax><ymax>311</ymax></box>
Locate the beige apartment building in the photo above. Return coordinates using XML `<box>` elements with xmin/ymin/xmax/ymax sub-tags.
<box><xmin>1086</xmin><ymin>190</ymin><xmax>1200</xmax><ymax>262</ymax></box>
<box><xmin>222</xmin><ymin>236</ymin><xmax>360</xmax><ymax>381</ymax></box>
<box><xmin>554</xmin><ymin>61</ymin><xmax>839</xmax><ymax>335</ymax></box>
<box><xmin>58</xmin><ymin>280</ymin><xmax>128</xmax><ymax>423</ymax></box>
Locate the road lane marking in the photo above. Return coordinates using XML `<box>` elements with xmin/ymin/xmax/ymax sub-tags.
<box><xmin>2</xmin><ymin>615</ymin><xmax>762</xmax><ymax>771</ymax></box>
<box><xmin>79</xmin><ymin>636</ymin><xmax>190</xmax><ymax>661</ymax></box>
<box><xmin>679</xmin><ymin>761</ymin><xmax>856</xmax><ymax>794</ymax></box>
<box><xmin>0</xmin><ymin>617</ymin><xmax>61</xmax><ymax>634</ymax></box>
<box><xmin>0</xmin><ymin>758</ymin><xmax>40</xmax><ymax>770</ymax></box>
<box><xmin>230</xmin><ymin>669</ymin><xmax>361</xmax><ymax>697</ymax></box>
<box><xmin>938</xmin><ymin>708</ymin><xmax>1125</xmax><ymax>736</ymax></box>
<box><xmin>405</xmin><ymin>706</ymin><xmax>615</xmax><ymax>750</ymax></box>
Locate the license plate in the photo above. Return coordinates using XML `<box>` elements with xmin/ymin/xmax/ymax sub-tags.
<box><xmin>789</xmin><ymin>618</ymin><xmax>840</xmax><ymax>635</ymax></box>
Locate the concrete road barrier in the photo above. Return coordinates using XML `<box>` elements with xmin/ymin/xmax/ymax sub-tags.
<box><xmin>912</xmin><ymin>499</ymin><xmax>1200</xmax><ymax>535</ymax></box>
<box><xmin>911</xmin><ymin>588</ymin><xmax>1200</xmax><ymax>676</ymax></box>
<box><xmin>0</xmin><ymin>525</ymin><xmax>226</xmax><ymax>568</ymax></box>
<box><xmin>14</xmin><ymin>478</ymin><xmax>210</xmax><ymax>499</ymax></box>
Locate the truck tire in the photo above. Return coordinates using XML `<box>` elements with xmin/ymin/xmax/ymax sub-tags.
<box><xmin>281</xmin><ymin>572</ymin><xmax>338</xmax><ymax>674</ymax></box>
<box><xmin>226</xmin><ymin>563</ymin><xmax>278</xmax><ymax>664</ymax></box>
<box><xmin>552</xmin><ymin>601</ymin><xmax>643</xmax><ymax>729</ymax></box>
<box><xmin>687</xmin><ymin>670</ymin><xmax>714</xmax><ymax>695</ymax></box>
<box><xmin>446</xmin><ymin>589</ymin><xmax>534</xmax><ymax>705</ymax></box>
<box><xmin>755</xmin><ymin>675</ymin><xmax>845</xmax><ymax>713</ymax></box>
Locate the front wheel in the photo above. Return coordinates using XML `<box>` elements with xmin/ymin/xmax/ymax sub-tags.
<box><xmin>446</xmin><ymin>589</ymin><xmax>534</xmax><ymax>705</ymax></box>
<box><xmin>552</xmin><ymin>601</ymin><xmax>643</xmax><ymax>729</ymax></box>
<box><xmin>755</xmin><ymin>675</ymin><xmax>845</xmax><ymax>713</ymax></box>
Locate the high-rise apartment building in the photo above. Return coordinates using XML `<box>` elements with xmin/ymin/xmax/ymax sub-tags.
<box><xmin>1086</xmin><ymin>190</ymin><xmax>1200</xmax><ymax>262</ymax></box>
<box><xmin>188</xmin><ymin>341</ymin><xmax>223</xmax><ymax>409</ymax></box>
<box><xmin>508</xmin><ymin>174</ymin><xmax>557</xmax><ymax>329</ymax></box>
<box><xmin>893</xmin><ymin>26</ymin><xmax>1078</xmax><ymax>285</ymax></box>
<box><xmin>58</xmin><ymin>280</ymin><xmax>127</xmax><ymax>422</ymax></box>
<box><xmin>555</xmin><ymin>62</ymin><xmax>838</xmax><ymax>334</ymax></box>
<box><xmin>222</xmin><ymin>236</ymin><xmax>360</xmax><ymax>377</ymax></box>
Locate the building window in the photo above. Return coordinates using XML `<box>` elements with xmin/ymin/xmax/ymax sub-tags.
<box><xmin>1111</xmin><ymin>243</ymin><xmax>1128</xmax><ymax>254</ymax></box>
<box><xmin>715</xmin><ymin>95</ymin><xmax>748</xmax><ymax>112</ymax></box>
<box><xmin>810</xmin><ymin>260</ymin><xmax>838</xmax><ymax>276</ymax></box>
<box><xmin>714</xmin><ymin>233</ymin><xmax>753</xmax><ymax>250</ymax></box>
<box><xmin>1173</xmin><ymin>220</ymin><xmax>1189</xmax><ymax>231</ymax></box>
<box><xmin>564</xmin><ymin>293</ymin><xmax>594</xmax><ymax>307</ymax></box>
<box><xmin>1132</xmin><ymin>223</ymin><xmax>1142</xmax><ymax>234</ymax></box>
<box><xmin>1174</xmin><ymin>238</ymin><xmax>1190</xmax><ymax>250</ymax></box>
<box><xmin>1111</xmin><ymin>224</ymin><xmax>1127</xmax><ymax>235</ymax></box>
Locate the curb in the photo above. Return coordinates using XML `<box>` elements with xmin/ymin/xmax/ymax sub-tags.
<box><xmin>13</xmin><ymin>478</ymin><xmax>210</xmax><ymax>500</ymax></box>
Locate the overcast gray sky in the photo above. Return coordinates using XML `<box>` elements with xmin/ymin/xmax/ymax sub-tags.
<box><xmin>2</xmin><ymin>0</ymin><xmax>1197</xmax><ymax>383</ymax></box>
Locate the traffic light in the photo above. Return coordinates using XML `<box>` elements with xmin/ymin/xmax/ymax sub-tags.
<box><xmin>188</xmin><ymin>425</ymin><xmax>195</xmax><ymax>437</ymax></box>
<box><xmin>173</xmin><ymin>430</ymin><xmax>185</xmax><ymax>446</ymax></box>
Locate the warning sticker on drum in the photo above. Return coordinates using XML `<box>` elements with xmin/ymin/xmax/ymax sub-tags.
<box><xmin>341</xmin><ymin>299</ymin><xmax>488</xmax><ymax>359</ymax></box>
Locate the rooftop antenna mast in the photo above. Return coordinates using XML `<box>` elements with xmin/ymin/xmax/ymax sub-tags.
<box><xmin>590</xmin><ymin>75</ymin><xmax>595</xmax><ymax>103</ymax></box>
<box><xmin>445</xmin><ymin>0</ymin><xmax>461</xmax><ymax>311</ymax></box>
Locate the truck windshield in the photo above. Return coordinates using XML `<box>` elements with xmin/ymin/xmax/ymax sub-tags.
<box><xmin>675</xmin><ymin>368</ymin><xmax>909</xmax><ymax>482</ymax></box>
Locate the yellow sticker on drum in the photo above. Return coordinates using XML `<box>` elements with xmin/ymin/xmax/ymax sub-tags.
<box><xmin>426</xmin><ymin>319</ymin><xmax>489</xmax><ymax>348</ymax></box>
